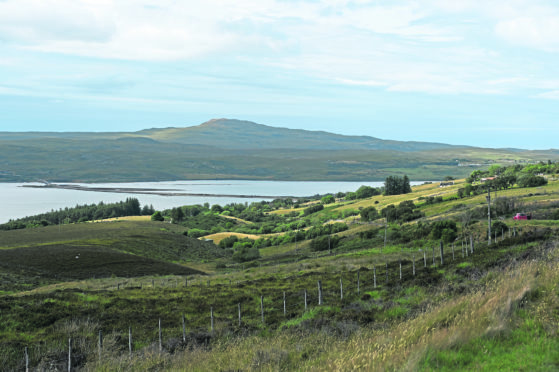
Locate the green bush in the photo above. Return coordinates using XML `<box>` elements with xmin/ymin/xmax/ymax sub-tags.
<box><xmin>151</xmin><ymin>211</ymin><xmax>164</xmax><ymax>221</ymax></box>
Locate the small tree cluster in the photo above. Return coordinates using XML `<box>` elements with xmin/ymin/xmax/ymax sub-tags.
<box><xmin>384</xmin><ymin>175</ymin><xmax>412</xmax><ymax>196</ymax></box>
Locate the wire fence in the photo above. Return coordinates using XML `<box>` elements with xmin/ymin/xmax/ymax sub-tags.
<box><xmin>15</xmin><ymin>227</ymin><xmax>532</xmax><ymax>370</ymax></box>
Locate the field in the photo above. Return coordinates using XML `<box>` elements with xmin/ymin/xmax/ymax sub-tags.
<box><xmin>1</xmin><ymin>178</ymin><xmax>559</xmax><ymax>371</ymax></box>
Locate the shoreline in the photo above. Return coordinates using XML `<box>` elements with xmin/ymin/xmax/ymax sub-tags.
<box><xmin>21</xmin><ymin>183</ymin><xmax>302</xmax><ymax>200</ymax></box>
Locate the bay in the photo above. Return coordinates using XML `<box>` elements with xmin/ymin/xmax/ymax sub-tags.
<box><xmin>0</xmin><ymin>180</ymin><xmax>415</xmax><ymax>224</ymax></box>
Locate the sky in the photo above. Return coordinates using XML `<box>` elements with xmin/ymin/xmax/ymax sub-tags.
<box><xmin>0</xmin><ymin>0</ymin><xmax>558</xmax><ymax>149</ymax></box>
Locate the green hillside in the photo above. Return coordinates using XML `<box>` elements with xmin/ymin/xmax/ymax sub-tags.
<box><xmin>1</xmin><ymin>119</ymin><xmax>558</xmax><ymax>182</ymax></box>
<box><xmin>1</xmin><ymin>173</ymin><xmax>558</xmax><ymax>370</ymax></box>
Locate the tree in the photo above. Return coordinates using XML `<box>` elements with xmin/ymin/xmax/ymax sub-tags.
<box><xmin>384</xmin><ymin>175</ymin><xmax>412</xmax><ymax>196</ymax></box>
<box><xmin>355</xmin><ymin>185</ymin><xmax>380</xmax><ymax>199</ymax></box>
<box><xmin>360</xmin><ymin>206</ymin><xmax>378</xmax><ymax>222</ymax></box>
<box><xmin>517</xmin><ymin>174</ymin><xmax>547</xmax><ymax>188</ymax></box>
<box><xmin>170</xmin><ymin>207</ymin><xmax>185</xmax><ymax>223</ymax></box>
<box><xmin>151</xmin><ymin>211</ymin><xmax>164</xmax><ymax>221</ymax></box>
<box><xmin>321</xmin><ymin>195</ymin><xmax>335</xmax><ymax>204</ymax></box>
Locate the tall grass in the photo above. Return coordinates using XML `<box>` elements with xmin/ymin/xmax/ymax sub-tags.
<box><xmin>78</xmin><ymin>241</ymin><xmax>559</xmax><ymax>371</ymax></box>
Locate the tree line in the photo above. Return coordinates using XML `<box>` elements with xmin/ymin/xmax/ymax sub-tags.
<box><xmin>0</xmin><ymin>198</ymin><xmax>154</xmax><ymax>230</ymax></box>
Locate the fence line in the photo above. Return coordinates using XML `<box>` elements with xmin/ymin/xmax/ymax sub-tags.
<box><xmin>19</xmin><ymin>230</ymin><xmax>530</xmax><ymax>368</ymax></box>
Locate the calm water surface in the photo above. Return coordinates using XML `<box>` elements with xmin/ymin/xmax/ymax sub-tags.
<box><xmin>0</xmin><ymin>180</ymin><xmax>411</xmax><ymax>223</ymax></box>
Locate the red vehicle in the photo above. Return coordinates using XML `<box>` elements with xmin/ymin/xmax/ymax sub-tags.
<box><xmin>513</xmin><ymin>213</ymin><xmax>531</xmax><ymax>220</ymax></box>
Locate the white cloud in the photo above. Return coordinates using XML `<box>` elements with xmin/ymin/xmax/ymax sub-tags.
<box><xmin>537</xmin><ymin>90</ymin><xmax>559</xmax><ymax>100</ymax></box>
<box><xmin>1</xmin><ymin>0</ymin><xmax>559</xmax><ymax>98</ymax></box>
<box><xmin>495</xmin><ymin>16</ymin><xmax>559</xmax><ymax>52</ymax></box>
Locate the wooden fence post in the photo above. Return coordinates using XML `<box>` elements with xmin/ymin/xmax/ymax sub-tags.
<box><xmin>185</xmin><ymin>277</ymin><xmax>188</xmax><ymax>287</ymax></box>
<box><xmin>98</xmin><ymin>330</ymin><xmax>102</xmax><ymax>361</ymax></box>
<box><xmin>68</xmin><ymin>338</ymin><xmax>71</xmax><ymax>372</ymax></box>
<box><xmin>304</xmin><ymin>289</ymin><xmax>308</xmax><ymax>311</ymax></box>
<box><xmin>318</xmin><ymin>281</ymin><xmax>323</xmax><ymax>305</ymax></box>
<box><xmin>452</xmin><ymin>243</ymin><xmax>455</xmax><ymax>261</ymax></box>
<box><xmin>283</xmin><ymin>291</ymin><xmax>286</xmax><ymax>316</ymax></box>
<box><xmin>340</xmin><ymin>277</ymin><xmax>343</xmax><ymax>300</ymax></box>
<box><xmin>357</xmin><ymin>271</ymin><xmax>360</xmax><ymax>295</ymax></box>
<box><xmin>129</xmin><ymin>327</ymin><xmax>132</xmax><ymax>356</ymax></box>
<box><xmin>385</xmin><ymin>263</ymin><xmax>389</xmax><ymax>283</ymax></box>
<box><xmin>182</xmin><ymin>314</ymin><xmax>186</xmax><ymax>343</ymax></box>
<box><xmin>413</xmin><ymin>255</ymin><xmax>415</xmax><ymax>276</ymax></box>
<box><xmin>238</xmin><ymin>303</ymin><xmax>242</xmax><ymax>327</ymax></box>
<box><xmin>373</xmin><ymin>266</ymin><xmax>377</xmax><ymax>288</ymax></box>
<box><xmin>470</xmin><ymin>235</ymin><xmax>474</xmax><ymax>254</ymax></box>
<box><xmin>159</xmin><ymin>318</ymin><xmax>162</xmax><ymax>352</ymax></box>
<box><xmin>25</xmin><ymin>347</ymin><xmax>29</xmax><ymax>372</ymax></box>
<box><xmin>440</xmin><ymin>241</ymin><xmax>444</xmax><ymax>266</ymax></box>
<box><xmin>261</xmin><ymin>296</ymin><xmax>265</xmax><ymax>324</ymax></box>
<box><xmin>399</xmin><ymin>260</ymin><xmax>402</xmax><ymax>280</ymax></box>
<box><xmin>211</xmin><ymin>308</ymin><xmax>214</xmax><ymax>332</ymax></box>
<box><xmin>423</xmin><ymin>250</ymin><xmax>427</xmax><ymax>268</ymax></box>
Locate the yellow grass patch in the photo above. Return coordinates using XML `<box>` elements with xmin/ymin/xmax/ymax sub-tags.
<box><xmin>202</xmin><ymin>232</ymin><xmax>266</xmax><ymax>244</ymax></box>
<box><xmin>92</xmin><ymin>215</ymin><xmax>151</xmax><ymax>222</ymax></box>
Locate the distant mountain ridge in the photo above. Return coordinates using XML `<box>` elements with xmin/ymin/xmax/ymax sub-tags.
<box><xmin>1</xmin><ymin>118</ymin><xmax>557</xmax><ymax>182</ymax></box>
<box><xmin>134</xmin><ymin>118</ymin><xmax>465</xmax><ymax>151</ymax></box>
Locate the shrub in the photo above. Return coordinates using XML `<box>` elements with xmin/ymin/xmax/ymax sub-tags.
<box><xmin>310</xmin><ymin>235</ymin><xmax>340</xmax><ymax>251</ymax></box>
<box><xmin>517</xmin><ymin>175</ymin><xmax>547</xmax><ymax>188</ymax></box>
<box><xmin>303</xmin><ymin>204</ymin><xmax>324</xmax><ymax>216</ymax></box>
<box><xmin>151</xmin><ymin>211</ymin><xmax>164</xmax><ymax>221</ymax></box>
<box><xmin>187</xmin><ymin>228</ymin><xmax>209</xmax><ymax>238</ymax></box>
<box><xmin>232</xmin><ymin>246</ymin><xmax>260</xmax><ymax>262</ymax></box>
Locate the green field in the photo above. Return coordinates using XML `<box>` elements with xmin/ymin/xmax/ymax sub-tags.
<box><xmin>1</xmin><ymin>177</ymin><xmax>559</xmax><ymax>371</ymax></box>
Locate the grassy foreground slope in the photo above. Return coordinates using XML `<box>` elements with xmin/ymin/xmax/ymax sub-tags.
<box><xmin>1</xmin><ymin>179</ymin><xmax>559</xmax><ymax>370</ymax></box>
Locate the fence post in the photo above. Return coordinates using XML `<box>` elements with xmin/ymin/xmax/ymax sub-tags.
<box><xmin>318</xmin><ymin>281</ymin><xmax>323</xmax><ymax>305</ymax></box>
<box><xmin>261</xmin><ymin>296</ymin><xmax>265</xmax><ymax>324</ymax></box>
<box><xmin>182</xmin><ymin>314</ymin><xmax>186</xmax><ymax>343</ymax></box>
<box><xmin>129</xmin><ymin>327</ymin><xmax>132</xmax><ymax>356</ymax></box>
<box><xmin>423</xmin><ymin>251</ymin><xmax>427</xmax><ymax>268</ymax></box>
<box><xmin>185</xmin><ymin>277</ymin><xmax>188</xmax><ymax>287</ymax></box>
<box><xmin>304</xmin><ymin>289</ymin><xmax>308</xmax><ymax>311</ymax></box>
<box><xmin>159</xmin><ymin>318</ymin><xmax>162</xmax><ymax>352</ymax></box>
<box><xmin>68</xmin><ymin>338</ymin><xmax>71</xmax><ymax>372</ymax></box>
<box><xmin>385</xmin><ymin>263</ymin><xmax>389</xmax><ymax>283</ymax></box>
<box><xmin>440</xmin><ymin>241</ymin><xmax>444</xmax><ymax>266</ymax></box>
<box><xmin>432</xmin><ymin>246</ymin><xmax>435</xmax><ymax>266</ymax></box>
<box><xmin>152</xmin><ymin>279</ymin><xmax>155</xmax><ymax>288</ymax></box>
<box><xmin>283</xmin><ymin>291</ymin><xmax>286</xmax><ymax>316</ymax></box>
<box><xmin>340</xmin><ymin>277</ymin><xmax>343</xmax><ymax>300</ymax></box>
<box><xmin>399</xmin><ymin>260</ymin><xmax>402</xmax><ymax>280</ymax></box>
<box><xmin>211</xmin><ymin>308</ymin><xmax>214</xmax><ymax>332</ymax></box>
<box><xmin>238</xmin><ymin>303</ymin><xmax>242</xmax><ymax>327</ymax></box>
<box><xmin>470</xmin><ymin>235</ymin><xmax>474</xmax><ymax>254</ymax></box>
<box><xmin>357</xmin><ymin>271</ymin><xmax>360</xmax><ymax>295</ymax></box>
<box><xmin>413</xmin><ymin>255</ymin><xmax>415</xmax><ymax>276</ymax></box>
<box><xmin>373</xmin><ymin>266</ymin><xmax>377</xmax><ymax>288</ymax></box>
<box><xmin>25</xmin><ymin>346</ymin><xmax>29</xmax><ymax>372</ymax></box>
<box><xmin>98</xmin><ymin>330</ymin><xmax>102</xmax><ymax>361</ymax></box>
<box><xmin>452</xmin><ymin>243</ymin><xmax>455</xmax><ymax>261</ymax></box>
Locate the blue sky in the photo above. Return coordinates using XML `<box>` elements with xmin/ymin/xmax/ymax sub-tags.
<box><xmin>1</xmin><ymin>0</ymin><xmax>558</xmax><ymax>149</ymax></box>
